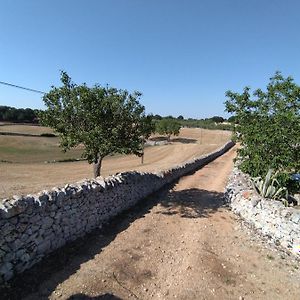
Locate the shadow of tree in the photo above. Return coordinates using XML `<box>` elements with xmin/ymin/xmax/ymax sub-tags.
<box><xmin>149</xmin><ymin>136</ymin><xmax>197</xmax><ymax>144</ymax></box>
<box><xmin>67</xmin><ymin>293</ymin><xmax>123</xmax><ymax>300</ymax></box>
<box><xmin>158</xmin><ymin>188</ymin><xmax>224</xmax><ymax>218</ymax></box>
<box><xmin>171</xmin><ymin>137</ymin><xmax>197</xmax><ymax>144</ymax></box>
<box><xmin>0</xmin><ymin>180</ymin><xmax>225</xmax><ymax>299</ymax></box>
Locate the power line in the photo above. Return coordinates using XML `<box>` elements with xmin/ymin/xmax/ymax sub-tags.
<box><xmin>0</xmin><ymin>80</ymin><xmax>46</xmax><ymax>94</ymax></box>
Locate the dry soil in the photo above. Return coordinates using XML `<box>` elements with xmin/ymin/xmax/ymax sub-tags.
<box><xmin>0</xmin><ymin>128</ymin><xmax>230</xmax><ymax>198</ymax></box>
<box><xmin>2</xmin><ymin>146</ymin><xmax>300</xmax><ymax>300</ymax></box>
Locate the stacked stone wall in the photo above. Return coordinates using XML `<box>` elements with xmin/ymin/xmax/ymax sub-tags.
<box><xmin>0</xmin><ymin>141</ymin><xmax>234</xmax><ymax>282</ymax></box>
<box><xmin>225</xmin><ymin>168</ymin><xmax>300</xmax><ymax>256</ymax></box>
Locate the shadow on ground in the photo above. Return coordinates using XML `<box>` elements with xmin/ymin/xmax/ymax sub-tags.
<box><xmin>67</xmin><ymin>293</ymin><xmax>123</xmax><ymax>300</ymax></box>
<box><xmin>171</xmin><ymin>137</ymin><xmax>197</xmax><ymax>144</ymax></box>
<box><xmin>0</xmin><ymin>177</ymin><xmax>225</xmax><ymax>299</ymax></box>
<box><xmin>158</xmin><ymin>188</ymin><xmax>224</xmax><ymax>218</ymax></box>
<box><xmin>149</xmin><ymin>136</ymin><xmax>197</xmax><ymax>144</ymax></box>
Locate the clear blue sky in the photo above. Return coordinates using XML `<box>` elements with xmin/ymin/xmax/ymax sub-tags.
<box><xmin>1</xmin><ymin>0</ymin><xmax>300</xmax><ymax>118</ymax></box>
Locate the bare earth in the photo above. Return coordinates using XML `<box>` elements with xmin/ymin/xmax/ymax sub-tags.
<box><xmin>3</xmin><ymin>146</ymin><xmax>300</xmax><ymax>300</ymax></box>
<box><xmin>0</xmin><ymin>128</ymin><xmax>230</xmax><ymax>199</ymax></box>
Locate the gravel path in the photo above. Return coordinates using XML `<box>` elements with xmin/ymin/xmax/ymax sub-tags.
<box><xmin>3</xmin><ymin>146</ymin><xmax>300</xmax><ymax>300</ymax></box>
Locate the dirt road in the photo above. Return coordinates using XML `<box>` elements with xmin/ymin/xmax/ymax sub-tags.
<box><xmin>3</xmin><ymin>147</ymin><xmax>300</xmax><ymax>299</ymax></box>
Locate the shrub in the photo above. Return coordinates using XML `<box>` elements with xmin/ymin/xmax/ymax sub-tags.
<box><xmin>252</xmin><ymin>169</ymin><xmax>288</xmax><ymax>202</ymax></box>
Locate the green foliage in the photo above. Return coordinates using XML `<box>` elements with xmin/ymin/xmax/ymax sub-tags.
<box><xmin>211</xmin><ymin>116</ymin><xmax>225</xmax><ymax>123</ymax></box>
<box><xmin>276</xmin><ymin>172</ymin><xmax>300</xmax><ymax>196</ymax></box>
<box><xmin>252</xmin><ymin>169</ymin><xmax>288</xmax><ymax>201</ymax></box>
<box><xmin>143</xmin><ymin>115</ymin><xmax>230</xmax><ymax>131</ymax></box>
<box><xmin>39</xmin><ymin>71</ymin><xmax>153</xmax><ymax>177</ymax></box>
<box><xmin>227</xmin><ymin>116</ymin><xmax>236</xmax><ymax>123</ymax></box>
<box><xmin>155</xmin><ymin>118</ymin><xmax>181</xmax><ymax>141</ymax></box>
<box><xmin>0</xmin><ymin>106</ymin><xmax>39</xmax><ymax>123</ymax></box>
<box><xmin>225</xmin><ymin>72</ymin><xmax>300</xmax><ymax>180</ymax></box>
<box><xmin>153</xmin><ymin>114</ymin><xmax>162</xmax><ymax>120</ymax></box>
<box><xmin>177</xmin><ymin>118</ymin><xmax>231</xmax><ymax>130</ymax></box>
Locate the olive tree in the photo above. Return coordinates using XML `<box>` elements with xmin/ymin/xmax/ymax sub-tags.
<box><xmin>225</xmin><ymin>71</ymin><xmax>300</xmax><ymax>178</ymax></box>
<box><xmin>156</xmin><ymin>118</ymin><xmax>181</xmax><ymax>141</ymax></box>
<box><xmin>40</xmin><ymin>71</ymin><xmax>153</xmax><ymax>177</ymax></box>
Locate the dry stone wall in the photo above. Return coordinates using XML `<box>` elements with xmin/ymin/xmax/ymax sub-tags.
<box><xmin>0</xmin><ymin>141</ymin><xmax>234</xmax><ymax>282</ymax></box>
<box><xmin>225</xmin><ymin>168</ymin><xmax>300</xmax><ymax>256</ymax></box>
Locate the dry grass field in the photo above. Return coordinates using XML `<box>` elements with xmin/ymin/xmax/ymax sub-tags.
<box><xmin>0</xmin><ymin>124</ymin><xmax>54</xmax><ymax>135</ymax></box>
<box><xmin>0</xmin><ymin>126</ymin><xmax>231</xmax><ymax>199</ymax></box>
<box><xmin>0</xmin><ymin>135</ymin><xmax>84</xmax><ymax>163</ymax></box>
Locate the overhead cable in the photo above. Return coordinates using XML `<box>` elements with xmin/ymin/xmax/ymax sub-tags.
<box><xmin>0</xmin><ymin>80</ymin><xmax>46</xmax><ymax>94</ymax></box>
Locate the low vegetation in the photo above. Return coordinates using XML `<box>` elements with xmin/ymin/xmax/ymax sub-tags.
<box><xmin>225</xmin><ymin>71</ymin><xmax>300</xmax><ymax>203</ymax></box>
<box><xmin>252</xmin><ymin>169</ymin><xmax>288</xmax><ymax>205</ymax></box>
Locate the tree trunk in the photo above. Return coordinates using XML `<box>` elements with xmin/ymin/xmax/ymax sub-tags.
<box><xmin>141</xmin><ymin>153</ymin><xmax>144</xmax><ymax>164</ymax></box>
<box><xmin>141</xmin><ymin>139</ymin><xmax>145</xmax><ymax>164</ymax></box>
<box><xmin>93</xmin><ymin>156</ymin><xmax>103</xmax><ymax>178</ymax></box>
<box><xmin>167</xmin><ymin>135</ymin><xmax>171</xmax><ymax>142</ymax></box>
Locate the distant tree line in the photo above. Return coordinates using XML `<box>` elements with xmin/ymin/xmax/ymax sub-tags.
<box><xmin>0</xmin><ymin>104</ymin><xmax>232</xmax><ymax>131</ymax></box>
<box><xmin>152</xmin><ymin>114</ymin><xmax>232</xmax><ymax>131</ymax></box>
<box><xmin>0</xmin><ymin>106</ymin><xmax>40</xmax><ymax>123</ymax></box>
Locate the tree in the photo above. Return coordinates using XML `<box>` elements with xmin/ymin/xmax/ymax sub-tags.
<box><xmin>155</xmin><ymin>118</ymin><xmax>181</xmax><ymax>142</ymax></box>
<box><xmin>139</xmin><ymin>114</ymin><xmax>155</xmax><ymax>164</ymax></box>
<box><xmin>177</xmin><ymin>115</ymin><xmax>184</xmax><ymax>120</ymax></box>
<box><xmin>153</xmin><ymin>114</ymin><xmax>162</xmax><ymax>120</ymax></box>
<box><xmin>225</xmin><ymin>71</ymin><xmax>300</xmax><ymax>178</ymax></box>
<box><xmin>211</xmin><ymin>116</ymin><xmax>224</xmax><ymax>123</ymax></box>
<box><xmin>40</xmin><ymin>71</ymin><xmax>153</xmax><ymax>177</ymax></box>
